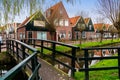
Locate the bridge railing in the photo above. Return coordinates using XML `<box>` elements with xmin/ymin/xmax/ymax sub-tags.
<box><xmin>0</xmin><ymin>39</ymin><xmax>41</xmax><ymax>80</ymax></box>
<box><xmin>78</xmin><ymin>47</ymin><xmax>120</xmax><ymax>80</ymax></box>
<box><xmin>22</xmin><ymin>38</ymin><xmax>80</xmax><ymax>77</ymax></box>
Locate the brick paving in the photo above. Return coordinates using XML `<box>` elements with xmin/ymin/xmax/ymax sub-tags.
<box><xmin>38</xmin><ymin>58</ymin><xmax>74</xmax><ymax>80</ymax></box>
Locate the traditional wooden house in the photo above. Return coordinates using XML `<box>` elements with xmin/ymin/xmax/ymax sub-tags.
<box><xmin>93</xmin><ymin>23</ymin><xmax>115</xmax><ymax>39</ymax></box>
<box><xmin>17</xmin><ymin>11</ymin><xmax>51</xmax><ymax>40</ymax></box>
<box><xmin>84</xmin><ymin>18</ymin><xmax>94</xmax><ymax>40</ymax></box>
<box><xmin>45</xmin><ymin>1</ymin><xmax>72</xmax><ymax>41</ymax></box>
<box><xmin>94</xmin><ymin>23</ymin><xmax>105</xmax><ymax>39</ymax></box>
<box><xmin>69</xmin><ymin>16</ymin><xmax>86</xmax><ymax>40</ymax></box>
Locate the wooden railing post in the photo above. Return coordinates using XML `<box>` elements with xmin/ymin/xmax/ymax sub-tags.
<box><xmin>10</xmin><ymin>40</ymin><xmax>12</xmax><ymax>53</ymax></box>
<box><xmin>16</xmin><ymin>42</ymin><xmax>19</xmax><ymax>61</ymax></box>
<box><xmin>41</xmin><ymin>40</ymin><xmax>44</xmax><ymax>58</ymax></box>
<box><xmin>84</xmin><ymin>49</ymin><xmax>89</xmax><ymax>80</ymax></box>
<box><xmin>21</xmin><ymin>45</ymin><xmax>25</xmax><ymax>60</ymax></box>
<box><xmin>71</xmin><ymin>47</ymin><xmax>76</xmax><ymax>77</ymax></box>
<box><xmin>33</xmin><ymin>39</ymin><xmax>35</xmax><ymax>48</ymax></box>
<box><xmin>12</xmin><ymin>40</ymin><xmax>14</xmax><ymax>55</ymax></box>
<box><xmin>52</xmin><ymin>43</ymin><xmax>56</xmax><ymax>65</ymax></box>
<box><xmin>118</xmin><ymin>48</ymin><xmax>120</xmax><ymax>79</ymax></box>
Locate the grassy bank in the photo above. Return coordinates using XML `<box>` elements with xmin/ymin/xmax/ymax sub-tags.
<box><xmin>74</xmin><ymin>54</ymin><xmax>119</xmax><ymax>80</ymax></box>
<box><xmin>76</xmin><ymin>39</ymin><xmax>120</xmax><ymax>48</ymax></box>
<box><xmin>40</xmin><ymin>39</ymin><xmax>120</xmax><ymax>54</ymax></box>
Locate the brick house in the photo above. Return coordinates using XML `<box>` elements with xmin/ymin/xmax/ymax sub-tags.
<box><xmin>3</xmin><ymin>23</ymin><xmax>20</xmax><ymax>39</ymax></box>
<box><xmin>45</xmin><ymin>1</ymin><xmax>72</xmax><ymax>41</ymax></box>
<box><xmin>17</xmin><ymin>11</ymin><xmax>51</xmax><ymax>40</ymax></box>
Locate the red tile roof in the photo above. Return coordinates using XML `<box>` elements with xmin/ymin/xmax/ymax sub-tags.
<box><xmin>46</xmin><ymin>1</ymin><xmax>69</xmax><ymax>22</ymax></box>
<box><xmin>46</xmin><ymin>1</ymin><xmax>64</xmax><ymax>18</ymax></box>
<box><xmin>69</xmin><ymin>16</ymin><xmax>81</xmax><ymax>27</ymax></box>
<box><xmin>84</xmin><ymin>18</ymin><xmax>90</xmax><ymax>25</ymax></box>
<box><xmin>105</xmin><ymin>24</ymin><xmax>110</xmax><ymax>30</ymax></box>
<box><xmin>94</xmin><ymin>23</ymin><xmax>111</xmax><ymax>31</ymax></box>
<box><xmin>94</xmin><ymin>23</ymin><xmax>104</xmax><ymax>30</ymax></box>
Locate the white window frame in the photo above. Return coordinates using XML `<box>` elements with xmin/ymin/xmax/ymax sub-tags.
<box><xmin>65</xmin><ymin>19</ymin><xmax>69</xmax><ymax>26</ymax></box>
<box><xmin>89</xmin><ymin>25</ymin><xmax>92</xmax><ymax>30</ymax></box>
<box><xmin>59</xmin><ymin>19</ymin><xmax>64</xmax><ymax>26</ymax></box>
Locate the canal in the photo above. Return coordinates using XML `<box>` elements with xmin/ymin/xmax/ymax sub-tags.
<box><xmin>0</xmin><ymin>52</ymin><xmax>28</xmax><ymax>80</ymax></box>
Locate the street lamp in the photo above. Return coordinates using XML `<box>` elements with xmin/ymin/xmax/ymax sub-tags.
<box><xmin>77</xmin><ymin>23</ymin><xmax>86</xmax><ymax>44</ymax></box>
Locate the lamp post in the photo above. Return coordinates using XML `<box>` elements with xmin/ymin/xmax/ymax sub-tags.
<box><xmin>77</xmin><ymin>23</ymin><xmax>85</xmax><ymax>44</ymax></box>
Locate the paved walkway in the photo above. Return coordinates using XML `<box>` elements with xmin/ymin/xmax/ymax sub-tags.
<box><xmin>38</xmin><ymin>58</ymin><xmax>74</xmax><ymax>80</ymax></box>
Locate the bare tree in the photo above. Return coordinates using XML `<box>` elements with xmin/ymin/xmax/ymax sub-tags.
<box><xmin>76</xmin><ymin>10</ymin><xmax>89</xmax><ymax>18</ymax></box>
<box><xmin>108</xmin><ymin>25</ymin><xmax>118</xmax><ymax>41</ymax></box>
<box><xmin>95</xmin><ymin>16</ymin><xmax>105</xmax><ymax>23</ymax></box>
<box><xmin>97</xmin><ymin>0</ymin><xmax>120</xmax><ymax>39</ymax></box>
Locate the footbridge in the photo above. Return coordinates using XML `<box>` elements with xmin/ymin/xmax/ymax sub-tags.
<box><xmin>1</xmin><ymin>39</ymin><xmax>120</xmax><ymax>80</ymax></box>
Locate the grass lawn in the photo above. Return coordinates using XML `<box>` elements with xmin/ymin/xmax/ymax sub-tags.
<box><xmin>76</xmin><ymin>39</ymin><xmax>120</xmax><ymax>48</ymax></box>
<box><xmin>37</xmin><ymin>39</ymin><xmax>120</xmax><ymax>54</ymax></box>
<box><xmin>74</xmin><ymin>54</ymin><xmax>119</xmax><ymax>80</ymax></box>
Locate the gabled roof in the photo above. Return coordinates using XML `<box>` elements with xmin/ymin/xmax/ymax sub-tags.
<box><xmin>46</xmin><ymin>1</ymin><xmax>69</xmax><ymax>20</ymax></box>
<box><xmin>84</xmin><ymin>18</ymin><xmax>90</xmax><ymax>25</ymax></box>
<box><xmin>18</xmin><ymin>12</ymin><xmax>37</xmax><ymax>28</ymax></box>
<box><xmin>105</xmin><ymin>24</ymin><xmax>110</xmax><ymax>30</ymax></box>
<box><xmin>69</xmin><ymin>16</ymin><xmax>81</xmax><ymax>27</ymax></box>
<box><xmin>94</xmin><ymin>23</ymin><xmax>105</xmax><ymax>31</ymax></box>
<box><xmin>18</xmin><ymin>11</ymin><xmax>48</xmax><ymax>28</ymax></box>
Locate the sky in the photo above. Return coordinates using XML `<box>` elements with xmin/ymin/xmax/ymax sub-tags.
<box><xmin>14</xmin><ymin>0</ymin><xmax>111</xmax><ymax>24</ymax></box>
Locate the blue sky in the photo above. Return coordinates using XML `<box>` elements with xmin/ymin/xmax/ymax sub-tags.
<box><xmin>14</xmin><ymin>0</ymin><xmax>110</xmax><ymax>24</ymax></box>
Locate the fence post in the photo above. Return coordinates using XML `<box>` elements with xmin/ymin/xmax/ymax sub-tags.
<box><xmin>84</xmin><ymin>49</ymin><xmax>89</xmax><ymax>80</ymax></box>
<box><xmin>33</xmin><ymin>39</ymin><xmax>35</xmax><ymax>48</ymax></box>
<box><xmin>21</xmin><ymin>45</ymin><xmax>25</xmax><ymax>60</ymax></box>
<box><xmin>12</xmin><ymin>40</ymin><xmax>14</xmax><ymax>55</ymax></box>
<box><xmin>71</xmin><ymin>47</ymin><xmax>76</xmax><ymax>77</ymax></box>
<box><xmin>41</xmin><ymin>40</ymin><xmax>44</xmax><ymax>58</ymax></box>
<box><xmin>9</xmin><ymin>40</ymin><xmax>12</xmax><ymax>53</ymax></box>
<box><xmin>52</xmin><ymin>43</ymin><xmax>56</xmax><ymax>65</ymax></box>
<box><xmin>118</xmin><ymin>48</ymin><xmax>120</xmax><ymax>79</ymax></box>
<box><xmin>6</xmin><ymin>40</ymin><xmax>10</xmax><ymax>53</ymax></box>
<box><xmin>16</xmin><ymin>42</ymin><xmax>19</xmax><ymax>61</ymax></box>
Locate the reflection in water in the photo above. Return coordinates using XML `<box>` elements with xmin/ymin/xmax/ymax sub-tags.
<box><xmin>0</xmin><ymin>57</ymin><xmax>28</xmax><ymax>80</ymax></box>
<box><xmin>0</xmin><ymin>70</ymin><xmax>7</xmax><ymax>77</ymax></box>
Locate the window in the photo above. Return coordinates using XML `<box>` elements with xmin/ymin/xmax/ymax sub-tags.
<box><xmin>82</xmin><ymin>31</ymin><xmax>86</xmax><ymax>38</ymax></box>
<box><xmin>60</xmin><ymin>31</ymin><xmax>66</xmax><ymax>38</ymax></box>
<box><xmin>20</xmin><ymin>33</ymin><xmax>22</xmax><ymax>39</ymax></box>
<box><xmin>65</xmin><ymin>20</ymin><xmax>69</xmax><ymax>26</ymax></box>
<box><xmin>89</xmin><ymin>25</ymin><xmax>92</xmax><ymax>30</ymax></box>
<box><xmin>37</xmin><ymin>32</ymin><xmax>47</xmax><ymax>40</ymax></box>
<box><xmin>54</xmin><ymin>19</ymin><xmax>58</xmax><ymax>26</ymax></box>
<box><xmin>59</xmin><ymin>19</ymin><xmax>64</xmax><ymax>26</ymax></box>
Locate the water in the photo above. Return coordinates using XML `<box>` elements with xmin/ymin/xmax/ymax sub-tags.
<box><xmin>0</xmin><ymin>70</ymin><xmax>7</xmax><ymax>77</ymax></box>
<box><xmin>0</xmin><ymin>54</ymin><xmax>28</xmax><ymax>80</ymax></box>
